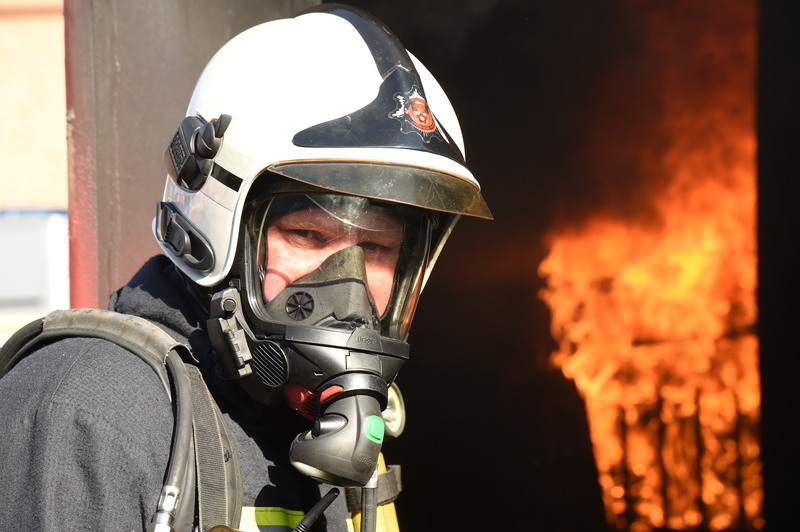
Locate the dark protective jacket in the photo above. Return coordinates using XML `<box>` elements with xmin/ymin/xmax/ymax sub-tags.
<box><xmin>0</xmin><ymin>255</ymin><xmax>350</xmax><ymax>531</ymax></box>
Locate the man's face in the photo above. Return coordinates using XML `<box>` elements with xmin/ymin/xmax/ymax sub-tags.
<box><xmin>263</xmin><ymin>203</ymin><xmax>404</xmax><ymax>314</ymax></box>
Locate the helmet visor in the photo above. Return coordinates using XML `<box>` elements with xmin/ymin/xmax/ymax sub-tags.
<box><xmin>246</xmin><ymin>193</ymin><xmax>432</xmax><ymax>340</ymax></box>
<box><xmin>269</xmin><ymin>161</ymin><xmax>492</xmax><ymax>219</ymax></box>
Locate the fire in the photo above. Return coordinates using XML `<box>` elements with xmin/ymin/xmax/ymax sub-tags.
<box><xmin>537</xmin><ymin>1</ymin><xmax>761</xmax><ymax>530</ymax></box>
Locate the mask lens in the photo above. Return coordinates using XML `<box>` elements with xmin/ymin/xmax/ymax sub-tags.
<box><xmin>251</xmin><ymin>194</ymin><xmax>431</xmax><ymax>338</ymax></box>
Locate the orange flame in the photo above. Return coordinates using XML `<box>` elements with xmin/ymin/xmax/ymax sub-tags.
<box><xmin>537</xmin><ymin>2</ymin><xmax>761</xmax><ymax>530</ymax></box>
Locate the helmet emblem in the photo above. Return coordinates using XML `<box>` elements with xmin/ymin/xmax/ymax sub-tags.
<box><xmin>286</xmin><ymin>292</ymin><xmax>314</xmax><ymax>320</ymax></box>
<box><xmin>390</xmin><ymin>86</ymin><xmax>443</xmax><ymax>142</ymax></box>
<box><xmin>405</xmin><ymin>96</ymin><xmax>436</xmax><ymax>132</ymax></box>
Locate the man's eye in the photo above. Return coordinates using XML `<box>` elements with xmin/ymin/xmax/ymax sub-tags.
<box><xmin>359</xmin><ymin>241</ymin><xmax>389</xmax><ymax>252</ymax></box>
<box><xmin>292</xmin><ymin>229</ymin><xmax>315</xmax><ymax>238</ymax></box>
<box><xmin>291</xmin><ymin>229</ymin><xmax>326</xmax><ymax>242</ymax></box>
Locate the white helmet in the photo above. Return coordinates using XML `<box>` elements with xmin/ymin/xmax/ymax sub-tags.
<box><xmin>155</xmin><ymin>3</ymin><xmax>490</xmax><ymax>289</ymax></box>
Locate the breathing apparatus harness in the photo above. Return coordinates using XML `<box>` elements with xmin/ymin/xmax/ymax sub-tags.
<box><xmin>0</xmin><ymin>309</ymin><xmax>242</xmax><ymax>532</ymax></box>
<box><xmin>1</xmin><ymin>308</ymin><xmax>403</xmax><ymax>532</ymax></box>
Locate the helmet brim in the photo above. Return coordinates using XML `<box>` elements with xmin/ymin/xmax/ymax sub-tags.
<box><xmin>268</xmin><ymin>161</ymin><xmax>493</xmax><ymax>220</ymax></box>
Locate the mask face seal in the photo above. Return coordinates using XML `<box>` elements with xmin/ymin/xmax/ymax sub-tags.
<box><xmin>207</xmin><ymin>192</ymin><xmax>432</xmax><ymax>485</ymax></box>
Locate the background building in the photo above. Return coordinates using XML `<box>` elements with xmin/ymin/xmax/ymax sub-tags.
<box><xmin>0</xmin><ymin>0</ymin><xmax>68</xmax><ymax>343</ymax></box>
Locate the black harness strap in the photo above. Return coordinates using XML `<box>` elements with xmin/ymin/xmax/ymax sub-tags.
<box><xmin>186</xmin><ymin>364</ymin><xmax>243</xmax><ymax>531</ymax></box>
<box><xmin>345</xmin><ymin>466</ymin><xmax>403</xmax><ymax>512</ymax></box>
<box><xmin>1</xmin><ymin>309</ymin><xmax>242</xmax><ymax>532</ymax></box>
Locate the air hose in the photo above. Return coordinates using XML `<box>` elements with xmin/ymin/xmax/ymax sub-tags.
<box><xmin>147</xmin><ymin>352</ymin><xmax>196</xmax><ymax>532</ymax></box>
<box><xmin>293</xmin><ymin>488</ymin><xmax>341</xmax><ymax>532</ymax></box>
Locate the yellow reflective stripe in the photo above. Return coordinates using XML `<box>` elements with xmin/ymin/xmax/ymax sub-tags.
<box><xmin>238</xmin><ymin>506</ymin><xmax>305</xmax><ymax>531</ymax></box>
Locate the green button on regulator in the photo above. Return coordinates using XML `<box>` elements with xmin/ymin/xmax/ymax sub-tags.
<box><xmin>365</xmin><ymin>415</ymin><xmax>385</xmax><ymax>444</ymax></box>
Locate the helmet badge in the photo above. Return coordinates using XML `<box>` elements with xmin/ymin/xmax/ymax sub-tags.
<box><xmin>390</xmin><ymin>86</ymin><xmax>442</xmax><ymax>142</ymax></box>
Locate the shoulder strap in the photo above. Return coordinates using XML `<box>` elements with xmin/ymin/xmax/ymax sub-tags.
<box><xmin>1</xmin><ymin>308</ymin><xmax>185</xmax><ymax>396</ymax></box>
<box><xmin>1</xmin><ymin>309</ymin><xmax>243</xmax><ymax>532</ymax></box>
<box><xmin>186</xmin><ymin>364</ymin><xmax>244</xmax><ymax>531</ymax></box>
<box><xmin>0</xmin><ymin>315</ymin><xmax>46</xmax><ymax>377</ymax></box>
<box><xmin>344</xmin><ymin>465</ymin><xmax>403</xmax><ymax>511</ymax></box>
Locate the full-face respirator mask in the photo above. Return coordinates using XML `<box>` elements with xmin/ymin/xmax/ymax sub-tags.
<box><xmin>207</xmin><ymin>192</ymin><xmax>432</xmax><ymax>486</ymax></box>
